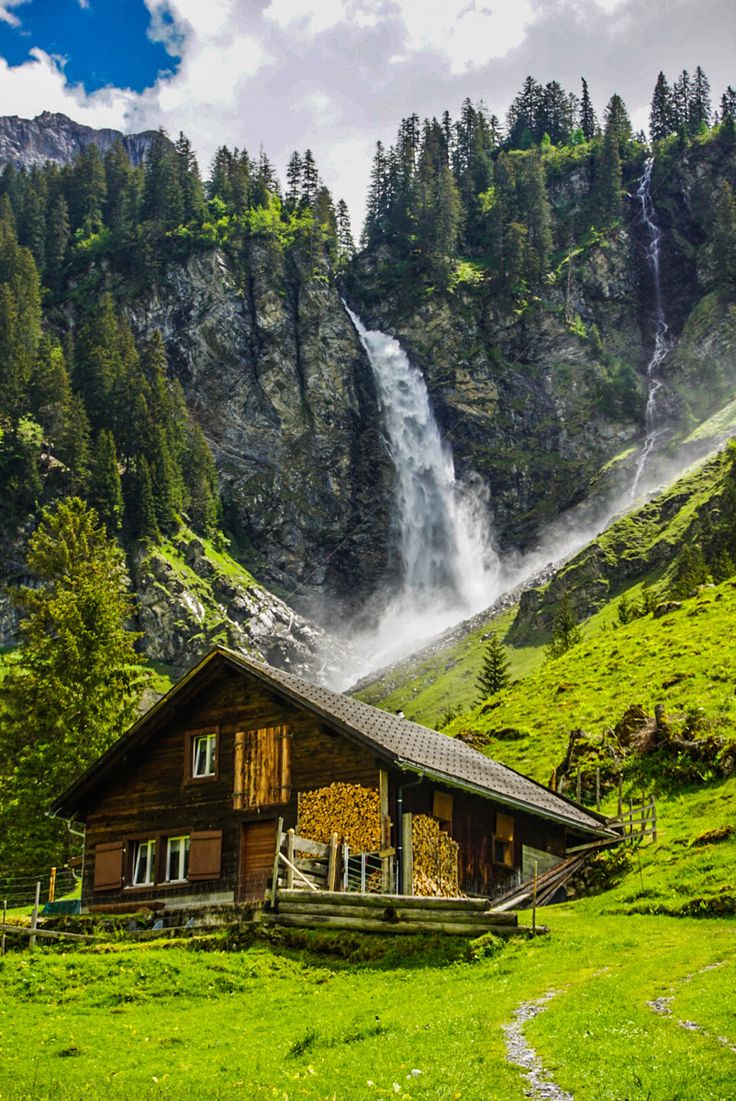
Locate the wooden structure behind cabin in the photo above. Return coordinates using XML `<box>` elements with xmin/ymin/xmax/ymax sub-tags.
<box><xmin>50</xmin><ymin>648</ymin><xmax>612</xmax><ymax>910</ymax></box>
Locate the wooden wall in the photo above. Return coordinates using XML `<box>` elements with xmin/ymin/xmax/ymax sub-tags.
<box><xmin>401</xmin><ymin>779</ymin><xmax>567</xmax><ymax>897</ymax></box>
<box><xmin>82</xmin><ymin>664</ymin><xmax>380</xmax><ymax>906</ymax></box>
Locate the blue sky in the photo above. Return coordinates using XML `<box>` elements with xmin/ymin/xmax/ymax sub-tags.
<box><xmin>0</xmin><ymin>0</ymin><xmax>733</xmax><ymax>225</ymax></box>
<box><xmin>0</xmin><ymin>0</ymin><xmax>179</xmax><ymax>91</ymax></box>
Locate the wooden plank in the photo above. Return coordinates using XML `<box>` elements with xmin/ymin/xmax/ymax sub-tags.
<box><xmin>278</xmin><ymin>890</ymin><xmax>492</xmax><ymax>911</ymax></box>
<box><xmin>277</xmin><ymin>902</ymin><xmax>516</xmax><ymax>925</ymax></box>
<box><xmin>266</xmin><ymin>912</ymin><xmax>522</xmax><ymax>937</ymax></box>
<box><xmin>327</xmin><ymin>833</ymin><xmax>339</xmax><ymax>893</ymax></box>
<box><xmin>0</xmin><ymin>924</ymin><xmax>94</xmax><ymax>942</ymax></box>
<box><xmin>291</xmin><ymin>836</ymin><xmax>330</xmax><ymax>857</ymax></box>
<box><xmin>233</xmin><ymin>730</ymin><xmax>245</xmax><ymax>810</ymax></box>
<box><xmin>402</xmin><ymin>812</ymin><xmax>413</xmax><ymax>896</ymax></box>
<box><xmin>270</xmin><ymin>817</ymin><xmax>283</xmax><ymax>906</ymax></box>
<box><xmin>286</xmin><ymin>829</ymin><xmax>295</xmax><ymax>890</ymax></box>
<box><xmin>278</xmin><ymin>851</ymin><xmax>319</xmax><ymax>892</ymax></box>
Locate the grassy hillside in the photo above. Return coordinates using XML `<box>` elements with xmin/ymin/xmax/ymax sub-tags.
<box><xmin>357</xmin><ymin>447</ymin><xmax>734</xmax><ymax>731</ymax></box>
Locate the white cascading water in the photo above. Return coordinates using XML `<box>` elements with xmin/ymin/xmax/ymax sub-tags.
<box><xmin>630</xmin><ymin>157</ymin><xmax>670</xmax><ymax>501</ymax></box>
<box><xmin>343</xmin><ymin>306</ymin><xmax>500</xmax><ymax>677</ymax></box>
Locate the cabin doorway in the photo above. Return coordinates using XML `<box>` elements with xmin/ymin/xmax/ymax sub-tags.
<box><xmin>238</xmin><ymin>819</ymin><xmax>277</xmax><ymax>902</ymax></box>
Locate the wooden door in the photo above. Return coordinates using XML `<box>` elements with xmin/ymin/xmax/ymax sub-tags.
<box><xmin>238</xmin><ymin>819</ymin><xmax>277</xmax><ymax>902</ymax></box>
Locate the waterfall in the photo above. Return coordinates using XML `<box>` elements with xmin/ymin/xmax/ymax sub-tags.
<box><xmin>343</xmin><ymin>306</ymin><xmax>500</xmax><ymax>676</ymax></box>
<box><xmin>630</xmin><ymin>157</ymin><xmax>670</xmax><ymax>501</ymax></box>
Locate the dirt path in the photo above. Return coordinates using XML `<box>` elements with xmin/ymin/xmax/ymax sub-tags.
<box><xmin>647</xmin><ymin>962</ymin><xmax>736</xmax><ymax>1053</ymax></box>
<box><xmin>503</xmin><ymin>991</ymin><xmax>574</xmax><ymax>1101</ymax></box>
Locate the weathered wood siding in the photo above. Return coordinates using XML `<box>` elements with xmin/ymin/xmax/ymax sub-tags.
<box><xmin>82</xmin><ymin>665</ymin><xmax>380</xmax><ymax>906</ymax></box>
<box><xmin>401</xmin><ymin>780</ymin><xmax>567</xmax><ymax>896</ymax></box>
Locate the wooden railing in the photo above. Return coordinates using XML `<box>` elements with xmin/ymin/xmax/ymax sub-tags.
<box><xmin>269</xmin><ymin>820</ymin><xmax>340</xmax><ymax>905</ymax></box>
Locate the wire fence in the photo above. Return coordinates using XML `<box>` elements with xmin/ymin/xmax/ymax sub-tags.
<box><xmin>0</xmin><ymin>868</ymin><xmax>78</xmax><ymax>908</ymax></box>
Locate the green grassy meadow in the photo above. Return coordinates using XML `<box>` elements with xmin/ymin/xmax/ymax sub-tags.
<box><xmin>1</xmin><ymin>901</ymin><xmax>734</xmax><ymax>1101</ymax></box>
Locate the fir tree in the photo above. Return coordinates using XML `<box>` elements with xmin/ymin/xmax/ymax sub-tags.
<box><xmin>300</xmin><ymin>149</ymin><xmax>319</xmax><ymax>207</ymax></box>
<box><xmin>336</xmin><ymin>199</ymin><xmax>355</xmax><ymax>262</ymax></box>
<box><xmin>183</xmin><ymin>421</ymin><xmax>220</xmax><ymax>535</ymax></box>
<box><xmin>0</xmin><ymin>497</ymin><xmax>148</xmax><ymax>871</ymax></box>
<box><xmin>44</xmin><ymin>193</ymin><xmax>70</xmax><ymax>288</ymax></box>
<box><xmin>669</xmin><ymin>544</ymin><xmax>709</xmax><ymax>598</ymax></box>
<box><xmin>285</xmin><ymin>151</ymin><xmax>303</xmax><ymax>209</ymax></box>
<box><xmin>475</xmin><ymin>634</ymin><xmax>510</xmax><ymax>700</ymax></box>
<box><xmin>546</xmin><ymin>593</ymin><xmax>582</xmax><ymax>659</ymax></box>
<box><xmin>690</xmin><ymin>66</ymin><xmax>712</xmax><ymax>130</ymax></box>
<box><xmin>650</xmin><ymin>71</ymin><xmax>674</xmax><ymax>141</ymax></box>
<box><xmin>89</xmin><ymin>429</ymin><xmax>124</xmax><ymax>535</ymax></box>
<box><xmin>579</xmin><ymin>77</ymin><xmax>597</xmax><ymax>140</ymax></box>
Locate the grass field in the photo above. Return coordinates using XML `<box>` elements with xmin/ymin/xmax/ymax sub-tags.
<box><xmin>1</xmin><ymin>901</ymin><xmax>734</xmax><ymax>1101</ymax></box>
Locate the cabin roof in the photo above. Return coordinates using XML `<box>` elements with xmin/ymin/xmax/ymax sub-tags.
<box><xmin>51</xmin><ymin>646</ymin><xmax>610</xmax><ymax>836</ymax></box>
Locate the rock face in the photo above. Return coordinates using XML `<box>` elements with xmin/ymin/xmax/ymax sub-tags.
<box><xmin>126</xmin><ymin>243</ymin><xmax>394</xmax><ymax>613</ymax></box>
<box><xmin>347</xmin><ymin>229</ymin><xmax>645</xmax><ymax>552</ymax></box>
<box><xmin>0</xmin><ymin>111</ymin><xmax>162</xmax><ymax>170</ymax></box>
<box><xmin>132</xmin><ymin>531</ymin><xmax>351</xmax><ymax>680</ymax></box>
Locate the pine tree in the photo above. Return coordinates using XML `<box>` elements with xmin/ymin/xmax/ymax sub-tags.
<box><xmin>0</xmin><ymin>497</ymin><xmax>148</xmax><ymax>871</ymax></box>
<box><xmin>44</xmin><ymin>193</ymin><xmax>70</xmax><ymax>288</ymax></box>
<box><xmin>175</xmin><ymin>132</ymin><xmax>206</xmax><ymax>224</ymax></box>
<box><xmin>336</xmin><ymin>199</ymin><xmax>355</xmax><ymax>262</ymax></box>
<box><xmin>300</xmin><ymin>149</ymin><xmax>319</xmax><ymax>207</ymax></box>
<box><xmin>579</xmin><ymin>78</ymin><xmax>597</xmax><ymax>140</ymax></box>
<box><xmin>603</xmin><ymin>94</ymin><xmax>632</xmax><ymax>153</ymax></box>
<box><xmin>672</xmin><ymin>70</ymin><xmax>692</xmax><ymax>133</ymax></box>
<box><xmin>129</xmin><ymin>454</ymin><xmax>159</xmax><ymax>540</ymax></box>
<box><xmin>183</xmin><ymin>422</ymin><xmax>220</xmax><ymax>535</ymax></box>
<box><xmin>67</xmin><ymin>144</ymin><xmax>107</xmax><ymax>233</ymax></box>
<box><xmin>89</xmin><ymin>429</ymin><xmax>124</xmax><ymax>535</ymax></box>
<box><xmin>285</xmin><ymin>151</ymin><xmax>303</xmax><ymax>209</ymax></box>
<box><xmin>720</xmin><ymin>86</ymin><xmax>736</xmax><ymax>122</ymax></box>
<box><xmin>650</xmin><ymin>71</ymin><xmax>674</xmax><ymax>141</ymax></box>
<box><xmin>690</xmin><ymin>66</ymin><xmax>712</xmax><ymax>130</ymax></box>
<box><xmin>475</xmin><ymin>634</ymin><xmax>510</xmax><ymax>700</ymax></box>
<box><xmin>669</xmin><ymin>544</ymin><xmax>709</xmax><ymax>598</ymax></box>
<box><xmin>546</xmin><ymin>593</ymin><xmax>582</xmax><ymax>659</ymax></box>
<box><xmin>58</xmin><ymin>393</ymin><xmax>91</xmax><ymax>494</ymax></box>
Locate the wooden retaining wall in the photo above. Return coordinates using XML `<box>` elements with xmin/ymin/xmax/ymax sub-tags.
<box><xmin>267</xmin><ymin>889</ymin><xmax>524</xmax><ymax>937</ymax></box>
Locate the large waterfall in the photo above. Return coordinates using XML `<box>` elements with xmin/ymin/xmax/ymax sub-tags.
<box><xmin>630</xmin><ymin>157</ymin><xmax>670</xmax><ymax>500</ymax></box>
<box><xmin>344</xmin><ymin>307</ymin><xmax>500</xmax><ymax>676</ymax></box>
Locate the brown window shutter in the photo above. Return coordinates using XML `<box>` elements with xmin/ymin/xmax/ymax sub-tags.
<box><xmin>94</xmin><ymin>841</ymin><xmax>124</xmax><ymax>891</ymax></box>
<box><xmin>188</xmin><ymin>830</ymin><xmax>223</xmax><ymax>880</ymax></box>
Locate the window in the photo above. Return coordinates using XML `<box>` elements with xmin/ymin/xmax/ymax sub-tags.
<box><xmin>494</xmin><ymin>811</ymin><xmax>515</xmax><ymax>868</ymax></box>
<box><xmin>165</xmin><ymin>836</ymin><xmax>190</xmax><ymax>882</ymax></box>
<box><xmin>192</xmin><ymin>732</ymin><xmax>217</xmax><ymax>778</ymax></box>
<box><xmin>131</xmin><ymin>839</ymin><xmax>156</xmax><ymax>885</ymax></box>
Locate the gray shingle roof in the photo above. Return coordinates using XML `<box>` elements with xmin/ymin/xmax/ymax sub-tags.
<box><xmin>51</xmin><ymin>646</ymin><xmax>609</xmax><ymax>836</ymax></box>
<box><xmin>222</xmin><ymin>649</ymin><xmax>609</xmax><ymax>836</ymax></box>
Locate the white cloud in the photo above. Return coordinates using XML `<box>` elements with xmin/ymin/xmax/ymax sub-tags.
<box><xmin>0</xmin><ymin>47</ymin><xmax>135</xmax><ymax>126</ymax></box>
<box><xmin>0</xmin><ymin>0</ymin><xmax>29</xmax><ymax>28</ymax></box>
<box><xmin>394</xmin><ymin>0</ymin><xmax>536</xmax><ymax>72</ymax></box>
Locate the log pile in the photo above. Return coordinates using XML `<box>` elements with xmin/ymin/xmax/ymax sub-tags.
<box><xmin>298</xmin><ymin>783</ymin><xmax>381</xmax><ymax>851</ymax></box>
<box><xmin>412</xmin><ymin>814</ymin><xmax>460</xmax><ymax>897</ymax></box>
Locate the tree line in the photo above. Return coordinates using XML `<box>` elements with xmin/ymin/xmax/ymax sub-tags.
<box><xmin>362</xmin><ymin>67</ymin><xmax>736</xmax><ymax>285</ymax></box>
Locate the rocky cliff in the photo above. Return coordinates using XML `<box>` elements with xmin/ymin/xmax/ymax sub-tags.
<box><xmin>0</xmin><ymin>111</ymin><xmax>162</xmax><ymax>169</ymax></box>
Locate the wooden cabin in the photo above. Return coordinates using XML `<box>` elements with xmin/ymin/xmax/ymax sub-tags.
<box><xmin>50</xmin><ymin>647</ymin><xmax>612</xmax><ymax>911</ymax></box>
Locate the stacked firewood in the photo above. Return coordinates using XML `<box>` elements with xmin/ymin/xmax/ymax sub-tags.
<box><xmin>299</xmin><ymin>783</ymin><xmax>381</xmax><ymax>851</ymax></box>
<box><xmin>412</xmin><ymin>814</ymin><xmax>460</xmax><ymax>897</ymax></box>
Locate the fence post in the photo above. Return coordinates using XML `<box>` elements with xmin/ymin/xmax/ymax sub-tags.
<box><xmin>360</xmin><ymin>853</ymin><xmax>367</xmax><ymax>894</ymax></box>
<box><xmin>285</xmin><ymin>829</ymin><xmax>295</xmax><ymax>890</ymax></box>
<box><xmin>401</xmin><ymin>813</ymin><xmax>413</xmax><ymax>897</ymax></box>
<box><xmin>617</xmin><ymin>776</ymin><xmax>623</xmax><ymax>818</ymax></box>
<box><xmin>269</xmin><ymin>817</ymin><xmax>284</xmax><ymax>908</ymax></box>
<box><xmin>327</xmin><ymin>833</ymin><xmax>339</xmax><ymax>892</ymax></box>
<box><xmin>29</xmin><ymin>880</ymin><xmax>41</xmax><ymax>949</ymax></box>
<box><xmin>342</xmin><ymin>844</ymin><xmax>349</xmax><ymax>891</ymax></box>
<box><xmin>532</xmin><ymin>861</ymin><xmax>538</xmax><ymax>937</ymax></box>
<box><xmin>595</xmin><ymin>768</ymin><xmax>601</xmax><ymax>811</ymax></box>
<box><xmin>651</xmin><ymin>797</ymin><xmax>657</xmax><ymax>842</ymax></box>
<box><xmin>48</xmin><ymin>867</ymin><xmax>57</xmax><ymax>905</ymax></box>
<box><xmin>1</xmin><ymin>898</ymin><xmax>6</xmax><ymax>956</ymax></box>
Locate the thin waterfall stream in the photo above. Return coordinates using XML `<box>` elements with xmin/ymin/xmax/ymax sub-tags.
<box><xmin>342</xmin><ymin>306</ymin><xmax>500</xmax><ymax>678</ymax></box>
<box><xmin>630</xmin><ymin>157</ymin><xmax>670</xmax><ymax>501</ymax></box>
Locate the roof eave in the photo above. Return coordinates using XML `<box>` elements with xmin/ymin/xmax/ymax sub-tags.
<box><xmin>395</xmin><ymin>759</ymin><xmax>615</xmax><ymax>838</ymax></box>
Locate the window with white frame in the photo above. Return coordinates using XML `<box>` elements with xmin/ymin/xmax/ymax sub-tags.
<box><xmin>130</xmin><ymin>839</ymin><xmax>156</xmax><ymax>886</ymax></box>
<box><xmin>192</xmin><ymin>732</ymin><xmax>217</xmax><ymax>778</ymax></box>
<box><xmin>165</xmin><ymin>835</ymin><xmax>190</xmax><ymax>882</ymax></box>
